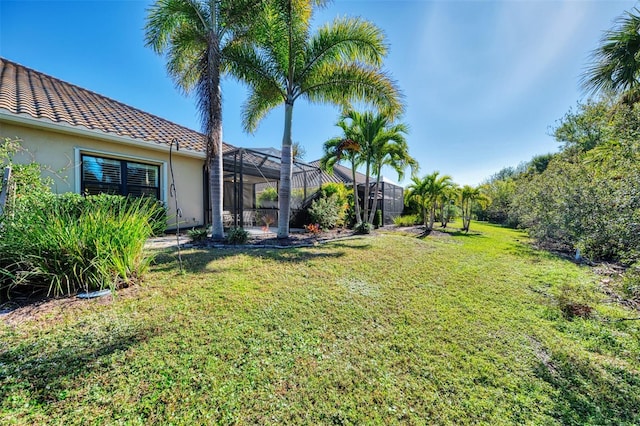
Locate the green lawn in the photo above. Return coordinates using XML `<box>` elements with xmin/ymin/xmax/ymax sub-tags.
<box><xmin>1</xmin><ymin>222</ymin><xmax>639</xmax><ymax>425</ymax></box>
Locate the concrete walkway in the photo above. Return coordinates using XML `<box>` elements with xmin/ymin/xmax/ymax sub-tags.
<box><xmin>145</xmin><ymin>227</ymin><xmax>305</xmax><ymax>249</ymax></box>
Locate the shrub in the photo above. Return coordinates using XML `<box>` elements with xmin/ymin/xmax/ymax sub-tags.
<box><xmin>393</xmin><ymin>214</ymin><xmax>420</xmax><ymax>226</ymax></box>
<box><xmin>354</xmin><ymin>221</ymin><xmax>373</xmax><ymax>234</ymax></box>
<box><xmin>320</xmin><ymin>183</ymin><xmax>349</xmax><ymax>227</ymax></box>
<box><xmin>256</xmin><ymin>186</ymin><xmax>278</xmax><ymax>207</ymax></box>
<box><xmin>308</xmin><ymin>194</ymin><xmax>343</xmax><ymax>230</ymax></box>
<box><xmin>374</xmin><ymin>209</ymin><xmax>382</xmax><ymax>228</ymax></box>
<box><xmin>187</xmin><ymin>227</ymin><xmax>209</xmax><ymax>243</ymax></box>
<box><xmin>225</xmin><ymin>227</ymin><xmax>249</xmax><ymax>245</ymax></box>
<box><xmin>0</xmin><ymin>194</ymin><xmax>162</xmax><ymax>300</ymax></box>
<box><xmin>623</xmin><ymin>263</ymin><xmax>640</xmax><ymax>300</ymax></box>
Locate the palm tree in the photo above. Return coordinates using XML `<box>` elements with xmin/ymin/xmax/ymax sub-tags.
<box><xmin>583</xmin><ymin>8</ymin><xmax>640</xmax><ymax>104</ymax></box>
<box><xmin>320</xmin><ymin>131</ymin><xmax>363</xmax><ymax>225</ymax></box>
<box><xmin>404</xmin><ymin>175</ymin><xmax>429</xmax><ymax>227</ymax></box>
<box><xmin>423</xmin><ymin>172</ymin><xmax>453</xmax><ymax>231</ymax></box>
<box><xmin>405</xmin><ymin>172</ymin><xmax>453</xmax><ymax>231</ymax></box>
<box><xmin>438</xmin><ymin>182</ymin><xmax>459</xmax><ymax>228</ymax></box>
<box><xmin>145</xmin><ymin>0</ymin><xmax>260</xmax><ymax>240</ymax></box>
<box><xmin>321</xmin><ymin>110</ymin><xmax>414</xmax><ymax>225</ymax></box>
<box><xmin>460</xmin><ymin>185</ymin><xmax>489</xmax><ymax>233</ymax></box>
<box><xmin>365</xmin><ymin>114</ymin><xmax>416</xmax><ymax>224</ymax></box>
<box><xmin>226</xmin><ymin>0</ymin><xmax>403</xmax><ymax>238</ymax></box>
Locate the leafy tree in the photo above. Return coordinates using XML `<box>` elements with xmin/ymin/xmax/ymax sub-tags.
<box><xmin>553</xmin><ymin>100</ymin><xmax>612</xmax><ymax>153</ymax></box>
<box><xmin>227</xmin><ymin>0</ymin><xmax>403</xmax><ymax>238</ymax></box>
<box><xmin>477</xmin><ymin>178</ymin><xmax>517</xmax><ymax>226</ymax></box>
<box><xmin>145</xmin><ymin>0</ymin><xmax>260</xmax><ymax>240</ymax></box>
<box><xmin>0</xmin><ymin>137</ymin><xmax>53</xmax><ymax>217</ymax></box>
<box><xmin>509</xmin><ymin>102</ymin><xmax>640</xmax><ymax>264</ymax></box>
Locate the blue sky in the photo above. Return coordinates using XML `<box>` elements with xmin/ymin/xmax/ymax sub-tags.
<box><xmin>1</xmin><ymin>0</ymin><xmax>637</xmax><ymax>185</ymax></box>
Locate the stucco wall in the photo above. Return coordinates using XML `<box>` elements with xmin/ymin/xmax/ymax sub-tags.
<box><xmin>1</xmin><ymin>120</ymin><xmax>206</xmax><ymax>230</ymax></box>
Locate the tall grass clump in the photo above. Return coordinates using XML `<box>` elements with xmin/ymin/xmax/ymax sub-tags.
<box><xmin>393</xmin><ymin>214</ymin><xmax>420</xmax><ymax>226</ymax></box>
<box><xmin>0</xmin><ymin>193</ymin><xmax>164</xmax><ymax>300</ymax></box>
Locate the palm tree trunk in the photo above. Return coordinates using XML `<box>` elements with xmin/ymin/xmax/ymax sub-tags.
<box><xmin>210</xmin><ymin>144</ymin><xmax>224</xmax><ymax>240</ymax></box>
<box><xmin>350</xmin><ymin>157</ymin><xmax>362</xmax><ymax>224</ymax></box>
<box><xmin>278</xmin><ymin>101</ymin><xmax>294</xmax><ymax>239</ymax></box>
<box><xmin>428</xmin><ymin>203</ymin><xmax>435</xmax><ymax>230</ymax></box>
<box><xmin>368</xmin><ymin>172</ymin><xmax>382</xmax><ymax>224</ymax></box>
<box><xmin>207</xmin><ymin>38</ymin><xmax>224</xmax><ymax>241</ymax></box>
<box><xmin>422</xmin><ymin>204</ymin><xmax>427</xmax><ymax>227</ymax></box>
<box><xmin>363</xmin><ymin>162</ymin><xmax>371</xmax><ymax>224</ymax></box>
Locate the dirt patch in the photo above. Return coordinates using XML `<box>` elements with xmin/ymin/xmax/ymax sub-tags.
<box><xmin>1</xmin><ymin>286</ymin><xmax>141</xmax><ymax>326</ymax></box>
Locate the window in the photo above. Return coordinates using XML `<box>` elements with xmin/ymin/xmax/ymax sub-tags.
<box><xmin>81</xmin><ymin>154</ymin><xmax>160</xmax><ymax>199</ymax></box>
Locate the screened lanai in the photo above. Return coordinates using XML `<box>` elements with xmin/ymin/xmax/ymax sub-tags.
<box><xmin>204</xmin><ymin>147</ymin><xmax>327</xmax><ymax>228</ymax></box>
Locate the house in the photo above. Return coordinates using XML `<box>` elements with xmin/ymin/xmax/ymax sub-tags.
<box><xmin>0</xmin><ymin>58</ymin><xmax>322</xmax><ymax>229</ymax></box>
<box><xmin>310</xmin><ymin>161</ymin><xmax>405</xmax><ymax>225</ymax></box>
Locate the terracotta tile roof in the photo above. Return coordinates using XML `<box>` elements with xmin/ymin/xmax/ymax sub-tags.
<box><xmin>0</xmin><ymin>57</ymin><xmax>235</xmax><ymax>154</ymax></box>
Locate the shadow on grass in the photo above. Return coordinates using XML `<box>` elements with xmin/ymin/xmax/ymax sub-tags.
<box><xmin>0</xmin><ymin>324</ymin><xmax>157</xmax><ymax>407</ymax></box>
<box><xmin>414</xmin><ymin>227</ymin><xmax>484</xmax><ymax>239</ymax></box>
<box><xmin>150</xmin><ymin>239</ymin><xmax>370</xmax><ymax>274</ymax></box>
<box><xmin>535</xmin><ymin>351</ymin><xmax>640</xmax><ymax>424</ymax></box>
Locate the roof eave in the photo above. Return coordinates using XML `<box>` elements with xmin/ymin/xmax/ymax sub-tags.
<box><xmin>0</xmin><ymin>110</ymin><xmax>206</xmax><ymax>160</ymax></box>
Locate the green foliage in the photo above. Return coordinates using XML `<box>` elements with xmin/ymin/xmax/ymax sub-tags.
<box><xmin>0</xmin><ymin>194</ymin><xmax>161</xmax><ymax>299</ymax></box>
<box><xmin>622</xmin><ymin>263</ymin><xmax>640</xmax><ymax>300</ymax></box>
<box><xmin>480</xmin><ymin>100</ymin><xmax>640</xmax><ymax>264</ymax></box>
<box><xmin>405</xmin><ymin>171</ymin><xmax>454</xmax><ymax>230</ymax></box>
<box><xmin>187</xmin><ymin>227</ymin><xmax>209</xmax><ymax>243</ymax></box>
<box><xmin>583</xmin><ymin>9</ymin><xmax>640</xmax><ymax>104</ymax></box>
<box><xmin>256</xmin><ymin>186</ymin><xmax>278</xmax><ymax>207</ymax></box>
<box><xmin>225</xmin><ymin>227</ymin><xmax>249</xmax><ymax>245</ymax></box>
<box><xmin>374</xmin><ymin>209</ymin><xmax>382</xmax><ymax>228</ymax></box>
<box><xmin>320</xmin><ymin>182</ymin><xmax>348</xmax><ymax>203</ymax></box>
<box><xmin>393</xmin><ymin>214</ymin><xmax>420</xmax><ymax>226</ymax></box>
<box><xmin>354</xmin><ymin>221</ymin><xmax>373</xmax><ymax>234</ymax></box>
<box><xmin>477</xmin><ymin>178</ymin><xmax>518</xmax><ymax>225</ymax></box>
<box><xmin>308</xmin><ymin>194</ymin><xmax>343</xmax><ymax>230</ymax></box>
<box><xmin>1</xmin><ymin>137</ymin><xmax>53</xmax><ymax>215</ymax></box>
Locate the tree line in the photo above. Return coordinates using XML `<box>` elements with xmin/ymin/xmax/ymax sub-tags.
<box><xmin>474</xmin><ymin>9</ymin><xmax>640</xmax><ymax>266</ymax></box>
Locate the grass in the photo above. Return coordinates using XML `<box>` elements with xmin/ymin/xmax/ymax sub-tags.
<box><xmin>1</xmin><ymin>221</ymin><xmax>639</xmax><ymax>424</ymax></box>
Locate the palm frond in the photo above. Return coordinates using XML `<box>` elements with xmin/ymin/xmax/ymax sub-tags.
<box><xmin>300</xmin><ymin>16</ymin><xmax>387</xmax><ymax>81</ymax></box>
<box><xmin>223</xmin><ymin>40</ymin><xmax>286</xmax><ymax>96</ymax></box>
<box><xmin>301</xmin><ymin>63</ymin><xmax>404</xmax><ymax>118</ymax></box>
<box><xmin>582</xmin><ymin>8</ymin><xmax>640</xmax><ymax>103</ymax></box>
<box><xmin>242</xmin><ymin>87</ymin><xmax>284</xmax><ymax>134</ymax></box>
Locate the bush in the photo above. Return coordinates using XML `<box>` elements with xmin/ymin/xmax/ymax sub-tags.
<box><xmin>308</xmin><ymin>194</ymin><xmax>343</xmax><ymax>230</ymax></box>
<box><xmin>256</xmin><ymin>186</ymin><xmax>278</xmax><ymax>207</ymax></box>
<box><xmin>393</xmin><ymin>214</ymin><xmax>420</xmax><ymax>226</ymax></box>
<box><xmin>374</xmin><ymin>210</ymin><xmax>383</xmax><ymax>228</ymax></box>
<box><xmin>0</xmin><ymin>194</ymin><xmax>162</xmax><ymax>300</ymax></box>
<box><xmin>623</xmin><ymin>263</ymin><xmax>640</xmax><ymax>300</ymax></box>
<box><xmin>187</xmin><ymin>227</ymin><xmax>209</xmax><ymax>243</ymax></box>
<box><xmin>225</xmin><ymin>227</ymin><xmax>249</xmax><ymax>245</ymax></box>
<box><xmin>354</xmin><ymin>221</ymin><xmax>373</xmax><ymax>234</ymax></box>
